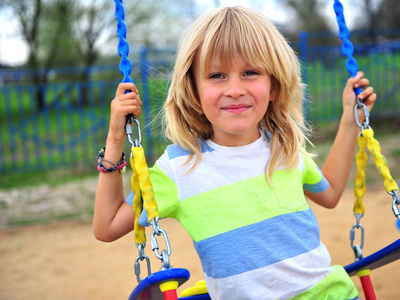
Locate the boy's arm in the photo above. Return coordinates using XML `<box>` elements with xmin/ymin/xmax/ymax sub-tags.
<box><xmin>93</xmin><ymin>83</ymin><xmax>141</xmax><ymax>242</ymax></box>
<box><xmin>93</xmin><ymin>140</ymin><xmax>135</xmax><ymax>242</ymax></box>
<box><xmin>306</xmin><ymin>72</ymin><xmax>376</xmax><ymax>208</ymax></box>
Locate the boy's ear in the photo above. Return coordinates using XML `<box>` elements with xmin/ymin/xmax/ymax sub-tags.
<box><xmin>269</xmin><ymin>78</ymin><xmax>278</xmax><ymax>101</ymax></box>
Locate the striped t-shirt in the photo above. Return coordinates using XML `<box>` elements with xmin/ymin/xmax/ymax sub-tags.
<box><xmin>126</xmin><ymin>134</ymin><xmax>358</xmax><ymax>299</ymax></box>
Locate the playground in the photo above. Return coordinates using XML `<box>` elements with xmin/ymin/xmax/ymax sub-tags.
<box><xmin>1</xmin><ymin>1</ymin><xmax>400</xmax><ymax>299</ymax></box>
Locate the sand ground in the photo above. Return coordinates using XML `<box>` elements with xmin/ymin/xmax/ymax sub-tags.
<box><xmin>1</xmin><ymin>186</ymin><xmax>399</xmax><ymax>300</ymax></box>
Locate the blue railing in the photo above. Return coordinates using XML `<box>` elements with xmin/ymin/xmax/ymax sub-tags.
<box><xmin>1</xmin><ymin>30</ymin><xmax>400</xmax><ymax>175</ymax></box>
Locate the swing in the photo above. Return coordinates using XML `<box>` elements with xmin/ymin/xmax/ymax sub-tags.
<box><xmin>114</xmin><ymin>1</ymin><xmax>208</xmax><ymax>299</ymax></box>
<box><xmin>334</xmin><ymin>1</ymin><xmax>400</xmax><ymax>299</ymax></box>
<box><xmin>113</xmin><ymin>1</ymin><xmax>400</xmax><ymax>299</ymax></box>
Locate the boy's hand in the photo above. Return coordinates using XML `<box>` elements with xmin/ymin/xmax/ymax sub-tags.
<box><xmin>109</xmin><ymin>83</ymin><xmax>142</xmax><ymax>143</ymax></box>
<box><xmin>343</xmin><ymin>71</ymin><xmax>377</xmax><ymax>126</ymax></box>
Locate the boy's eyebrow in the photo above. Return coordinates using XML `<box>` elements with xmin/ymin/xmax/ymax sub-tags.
<box><xmin>203</xmin><ymin>61</ymin><xmax>223</xmax><ymax>72</ymax></box>
<box><xmin>207</xmin><ymin>61</ymin><xmax>258</xmax><ymax>71</ymax></box>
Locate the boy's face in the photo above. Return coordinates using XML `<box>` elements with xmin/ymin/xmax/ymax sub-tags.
<box><xmin>192</xmin><ymin>50</ymin><xmax>276</xmax><ymax>146</ymax></box>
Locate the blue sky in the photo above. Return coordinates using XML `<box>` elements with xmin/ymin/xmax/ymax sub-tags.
<box><xmin>0</xmin><ymin>0</ymin><xmax>361</xmax><ymax>66</ymax></box>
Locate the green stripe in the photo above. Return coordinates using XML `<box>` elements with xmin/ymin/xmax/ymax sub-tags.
<box><xmin>149</xmin><ymin>163</ymin><xmax>179</xmax><ymax>219</ymax></box>
<box><xmin>288</xmin><ymin>265</ymin><xmax>358</xmax><ymax>300</ymax></box>
<box><xmin>301</xmin><ymin>153</ymin><xmax>323</xmax><ymax>185</ymax></box>
<box><xmin>178</xmin><ymin>169</ymin><xmax>309</xmax><ymax>242</ymax></box>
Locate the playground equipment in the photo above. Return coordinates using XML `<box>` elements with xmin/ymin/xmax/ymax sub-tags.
<box><xmin>334</xmin><ymin>1</ymin><xmax>400</xmax><ymax>299</ymax></box>
<box><xmin>113</xmin><ymin>1</ymin><xmax>400</xmax><ymax>299</ymax></box>
<box><xmin>114</xmin><ymin>1</ymin><xmax>205</xmax><ymax>299</ymax></box>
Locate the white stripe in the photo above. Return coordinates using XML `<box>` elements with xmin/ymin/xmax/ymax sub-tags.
<box><xmin>158</xmin><ymin>138</ymin><xmax>313</xmax><ymax>203</ymax></box>
<box><xmin>205</xmin><ymin>243</ymin><xmax>333</xmax><ymax>300</ymax></box>
<box><xmin>159</xmin><ymin>137</ymin><xmax>272</xmax><ymax>201</ymax></box>
<box><xmin>298</xmin><ymin>153</ymin><xmax>305</xmax><ymax>172</ymax></box>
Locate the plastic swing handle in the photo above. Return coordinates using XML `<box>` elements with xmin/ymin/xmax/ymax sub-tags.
<box><xmin>333</xmin><ymin>0</ymin><xmax>363</xmax><ymax>95</ymax></box>
<box><xmin>115</xmin><ymin>0</ymin><xmax>133</xmax><ymax>84</ymax></box>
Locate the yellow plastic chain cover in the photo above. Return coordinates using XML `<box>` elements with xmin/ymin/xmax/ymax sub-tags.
<box><xmin>132</xmin><ymin>147</ymin><xmax>159</xmax><ymax>222</ymax></box>
<box><xmin>130</xmin><ymin>155</ymin><xmax>146</xmax><ymax>244</ymax></box>
<box><xmin>353</xmin><ymin>129</ymin><xmax>399</xmax><ymax>215</ymax></box>
<box><xmin>130</xmin><ymin>147</ymin><xmax>159</xmax><ymax>244</ymax></box>
<box><xmin>354</xmin><ymin>134</ymin><xmax>368</xmax><ymax>214</ymax></box>
<box><xmin>361</xmin><ymin>129</ymin><xmax>399</xmax><ymax>193</ymax></box>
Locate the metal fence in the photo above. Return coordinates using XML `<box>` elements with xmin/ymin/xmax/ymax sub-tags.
<box><xmin>1</xmin><ymin>30</ymin><xmax>400</xmax><ymax>176</ymax></box>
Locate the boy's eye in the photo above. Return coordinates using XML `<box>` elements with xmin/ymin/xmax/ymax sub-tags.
<box><xmin>209</xmin><ymin>73</ymin><xmax>224</xmax><ymax>79</ymax></box>
<box><xmin>244</xmin><ymin>70</ymin><xmax>259</xmax><ymax>76</ymax></box>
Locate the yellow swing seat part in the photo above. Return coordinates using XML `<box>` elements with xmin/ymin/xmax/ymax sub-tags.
<box><xmin>130</xmin><ymin>146</ymin><xmax>159</xmax><ymax>244</ymax></box>
<box><xmin>354</xmin><ymin>128</ymin><xmax>399</xmax><ymax>215</ymax></box>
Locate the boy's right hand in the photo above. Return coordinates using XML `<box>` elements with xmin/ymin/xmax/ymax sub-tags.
<box><xmin>108</xmin><ymin>83</ymin><xmax>142</xmax><ymax>144</ymax></box>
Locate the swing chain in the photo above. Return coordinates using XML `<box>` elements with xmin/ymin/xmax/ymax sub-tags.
<box><xmin>353</xmin><ymin>245</ymin><xmax>363</xmax><ymax>262</ymax></box>
<box><xmin>350</xmin><ymin>212</ymin><xmax>365</xmax><ymax>261</ymax></box>
<box><xmin>354</xmin><ymin>98</ymin><xmax>370</xmax><ymax>133</ymax></box>
<box><xmin>126</xmin><ymin>116</ymin><xmax>142</xmax><ymax>149</ymax></box>
<box><xmin>134</xmin><ymin>242</ymin><xmax>151</xmax><ymax>283</ymax></box>
<box><xmin>390</xmin><ymin>190</ymin><xmax>400</xmax><ymax>220</ymax></box>
<box><xmin>150</xmin><ymin>216</ymin><xmax>173</xmax><ymax>270</ymax></box>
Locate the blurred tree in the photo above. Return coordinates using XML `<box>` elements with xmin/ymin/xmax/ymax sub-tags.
<box><xmin>351</xmin><ymin>0</ymin><xmax>380</xmax><ymax>44</ymax></box>
<box><xmin>6</xmin><ymin>0</ymin><xmax>42</xmax><ymax>72</ymax></box>
<box><xmin>282</xmin><ymin>0</ymin><xmax>330</xmax><ymax>32</ymax></box>
<box><xmin>350</xmin><ymin>0</ymin><xmax>400</xmax><ymax>45</ymax></box>
<box><xmin>3</xmin><ymin>0</ymin><xmax>49</xmax><ymax>108</ymax></box>
<box><xmin>1</xmin><ymin>0</ymin><xmax>79</xmax><ymax>109</ymax></box>
<box><xmin>376</xmin><ymin>0</ymin><xmax>400</xmax><ymax>29</ymax></box>
<box><xmin>72</xmin><ymin>0</ymin><xmax>114</xmax><ymax>105</ymax></box>
<box><xmin>40</xmin><ymin>0</ymin><xmax>78</xmax><ymax>68</ymax></box>
<box><xmin>1</xmin><ymin>0</ymin><xmax>188</xmax><ymax>109</ymax></box>
<box><xmin>124</xmin><ymin>0</ymin><xmax>190</xmax><ymax>49</ymax></box>
<box><xmin>73</xmin><ymin>0</ymin><xmax>111</xmax><ymax>69</ymax></box>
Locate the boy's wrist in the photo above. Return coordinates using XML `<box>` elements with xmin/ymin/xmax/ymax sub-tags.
<box><xmin>340</xmin><ymin>112</ymin><xmax>360</xmax><ymax>134</ymax></box>
<box><xmin>106</xmin><ymin>132</ymin><xmax>126</xmax><ymax>147</ymax></box>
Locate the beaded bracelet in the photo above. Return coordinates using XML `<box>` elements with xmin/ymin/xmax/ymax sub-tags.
<box><xmin>96</xmin><ymin>147</ymin><xmax>126</xmax><ymax>173</ymax></box>
<box><xmin>97</xmin><ymin>160</ymin><xmax>127</xmax><ymax>173</ymax></box>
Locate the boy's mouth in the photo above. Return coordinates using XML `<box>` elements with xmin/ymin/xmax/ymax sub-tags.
<box><xmin>222</xmin><ymin>104</ymin><xmax>251</xmax><ymax>114</ymax></box>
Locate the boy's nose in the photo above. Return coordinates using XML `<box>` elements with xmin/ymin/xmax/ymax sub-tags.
<box><xmin>224</xmin><ymin>78</ymin><xmax>246</xmax><ymax>99</ymax></box>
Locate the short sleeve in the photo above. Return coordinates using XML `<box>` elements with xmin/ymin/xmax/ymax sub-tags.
<box><xmin>301</xmin><ymin>153</ymin><xmax>329</xmax><ymax>193</ymax></box>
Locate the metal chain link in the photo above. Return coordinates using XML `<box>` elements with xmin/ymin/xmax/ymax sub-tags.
<box><xmin>390</xmin><ymin>190</ymin><xmax>400</xmax><ymax>220</ymax></box>
<box><xmin>150</xmin><ymin>216</ymin><xmax>172</xmax><ymax>270</ymax></box>
<box><xmin>354</xmin><ymin>98</ymin><xmax>370</xmax><ymax>134</ymax></box>
<box><xmin>126</xmin><ymin>116</ymin><xmax>142</xmax><ymax>149</ymax></box>
<box><xmin>134</xmin><ymin>243</ymin><xmax>151</xmax><ymax>283</ymax></box>
<box><xmin>349</xmin><ymin>213</ymin><xmax>365</xmax><ymax>261</ymax></box>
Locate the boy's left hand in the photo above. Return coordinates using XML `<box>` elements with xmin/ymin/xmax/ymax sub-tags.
<box><xmin>342</xmin><ymin>71</ymin><xmax>377</xmax><ymax>126</ymax></box>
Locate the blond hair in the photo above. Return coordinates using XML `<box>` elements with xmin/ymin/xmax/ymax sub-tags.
<box><xmin>164</xmin><ymin>6</ymin><xmax>310</xmax><ymax>181</ymax></box>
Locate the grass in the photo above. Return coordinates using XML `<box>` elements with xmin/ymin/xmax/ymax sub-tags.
<box><xmin>306</xmin><ymin>53</ymin><xmax>400</xmax><ymax>123</ymax></box>
<box><xmin>0</xmin><ymin>77</ymin><xmax>169</xmax><ymax>178</ymax></box>
<box><xmin>0</xmin><ymin>167</ymin><xmax>99</xmax><ymax>190</ymax></box>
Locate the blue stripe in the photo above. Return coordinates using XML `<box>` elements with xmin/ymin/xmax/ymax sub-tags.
<box><xmin>166</xmin><ymin>140</ymin><xmax>215</xmax><ymax>159</ymax></box>
<box><xmin>125</xmin><ymin>190</ymin><xmax>134</xmax><ymax>206</ymax></box>
<box><xmin>193</xmin><ymin>208</ymin><xmax>320</xmax><ymax>279</ymax></box>
<box><xmin>303</xmin><ymin>176</ymin><xmax>329</xmax><ymax>193</ymax></box>
<box><xmin>125</xmin><ymin>191</ymin><xmax>151</xmax><ymax>226</ymax></box>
